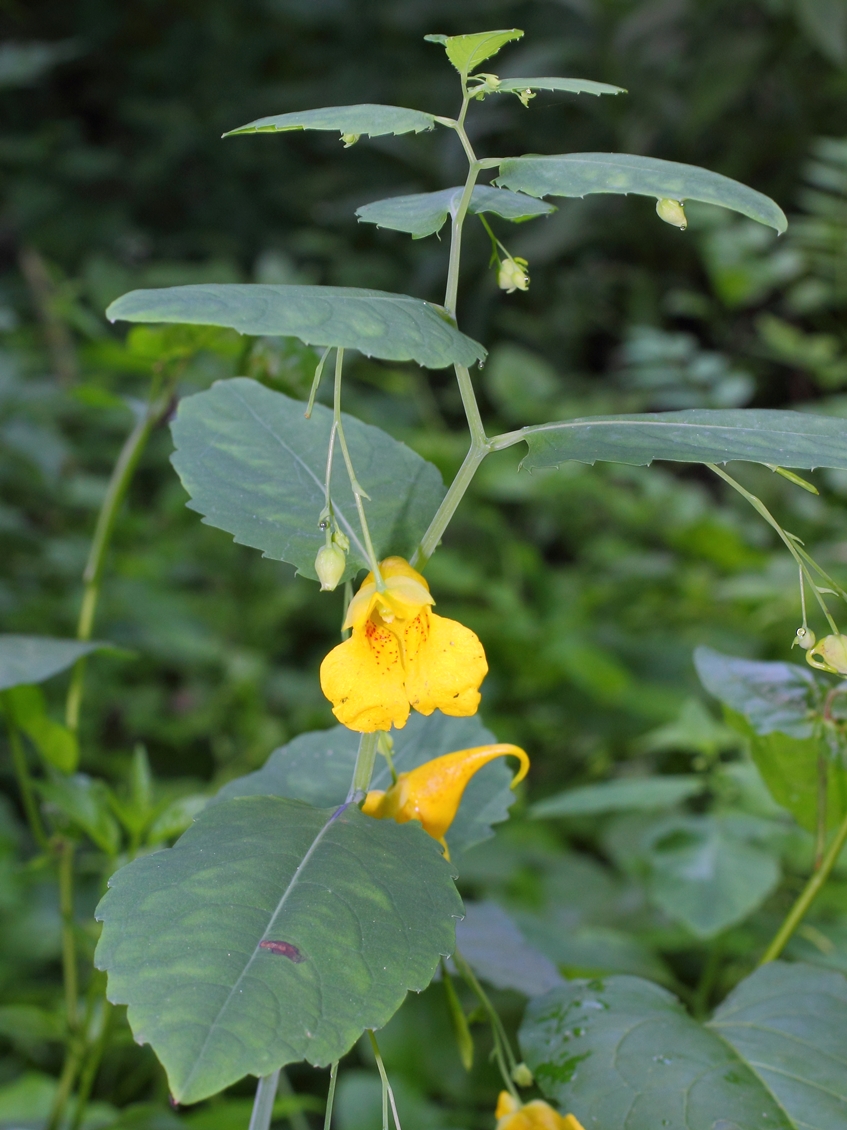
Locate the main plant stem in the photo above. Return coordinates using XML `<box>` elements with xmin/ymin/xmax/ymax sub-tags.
<box><xmin>65</xmin><ymin>393</ymin><xmax>164</xmax><ymax>731</ymax></box>
<box><xmin>760</xmin><ymin>804</ymin><xmax>847</xmax><ymax>963</ymax></box>
<box><xmin>348</xmin><ymin>731</ymin><xmax>380</xmax><ymax>802</ymax></box>
<box><xmin>413</xmin><ymin>94</ymin><xmax>491</xmax><ymax>570</ymax></box>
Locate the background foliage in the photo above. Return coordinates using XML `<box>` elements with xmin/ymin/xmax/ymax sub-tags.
<box><xmin>2</xmin><ymin>0</ymin><xmax>847</xmax><ymax>1127</ymax></box>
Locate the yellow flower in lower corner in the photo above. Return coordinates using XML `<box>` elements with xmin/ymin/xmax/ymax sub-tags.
<box><xmin>319</xmin><ymin>556</ymin><xmax>488</xmax><ymax>732</ymax></box>
<box><xmin>496</xmin><ymin>1092</ymin><xmax>585</xmax><ymax>1130</ymax></box>
<box><xmin>362</xmin><ymin>743</ymin><xmax>529</xmax><ymax>855</ymax></box>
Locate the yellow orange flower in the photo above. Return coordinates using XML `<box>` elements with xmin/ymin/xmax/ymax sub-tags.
<box><xmin>495</xmin><ymin>1092</ymin><xmax>584</xmax><ymax>1130</ymax></box>
<box><xmin>362</xmin><ymin>743</ymin><xmax>529</xmax><ymax>855</ymax></box>
<box><xmin>319</xmin><ymin>557</ymin><xmax>488</xmax><ymax>732</ymax></box>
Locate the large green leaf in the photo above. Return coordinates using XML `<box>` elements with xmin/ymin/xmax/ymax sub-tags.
<box><xmin>694</xmin><ymin>647</ymin><xmax>841</xmax><ymax>833</ymax></box>
<box><xmin>214</xmin><ymin>712</ymin><xmax>514</xmax><ymax>859</ymax></box>
<box><xmin>169</xmin><ymin>378</ymin><xmax>445</xmax><ymax>582</ymax></box>
<box><xmin>0</xmin><ymin>636</ymin><xmax>109</xmax><ymax>691</ymax></box>
<box><xmin>694</xmin><ymin>646</ymin><xmax>820</xmax><ymax>739</ymax></box>
<box><xmin>424</xmin><ymin>29</ymin><xmax>523</xmax><ymax>76</ymax></box>
<box><xmin>531</xmin><ymin>775</ymin><xmax>704</xmax><ymax>819</ymax></box>
<box><xmin>356</xmin><ymin>185</ymin><xmax>554</xmax><ymax>240</ymax></box>
<box><xmin>494</xmin><ymin>77</ymin><xmax>625</xmax><ymax>97</ymax></box>
<box><xmin>107</xmin><ymin>285</ymin><xmax>485</xmax><ymax>370</ymax></box>
<box><xmin>604</xmin><ymin>812</ymin><xmax>780</xmax><ymax>937</ymax></box>
<box><xmin>223</xmin><ymin>104</ymin><xmax>436</xmax><ymax>139</ymax></box>
<box><xmin>495</xmin><ymin>152</ymin><xmax>787</xmax><ymax>233</ymax></box>
<box><xmin>95</xmin><ymin>796</ymin><xmax>462</xmax><ymax>1104</ymax></box>
<box><xmin>520</xmin><ymin>962</ymin><xmax>847</xmax><ymax>1129</ymax></box>
<box><xmin>452</xmin><ymin>901</ymin><xmax>563</xmax><ymax>996</ymax></box>
<box><xmin>512</xmin><ymin>408</ymin><xmax>847</xmax><ymax>471</ymax></box>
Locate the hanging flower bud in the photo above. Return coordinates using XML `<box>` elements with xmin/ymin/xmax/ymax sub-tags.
<box><xmin>340</xmin><ymin>133</ymin><xmax>360</xmax><ymax>148</ymax></box>
<box><xmin>656</xmin><ymin>198</ymin><xmax>688</xmax><ymax>230</ymax></box>
<box><xmin>315</xmin><ymin>542</ymin><xmax>346</xmax><ymax>591</ymax></box>
<box><xmin>495</xmin><ymin>1092</ymin><xmax>585</xmax><ymax>1130</ymax></box>
<box><xmin>793</xmin><ymin>626</ymin><xmax>816</xmax><ymax>650</ymax></box>
<box><xmin>333</xmin><ymin>529</ymin><xmax>350</xmax><ymax>552</ymax></box>
<box><xmin>516</xmin><ymin>88</ymin><xmax>536</xmax><ymax>108</ymax></box>
<box><xmin>498</xmin><ymin>256</ymin><xmax>529</xmax><ymax>294</ymax></box>
<box><xmin>807</xmin><ymin>633</ymin><xmax>847</xmax><ymax>674</ymax></box>
<box><xmin>511</xmin><ymin>1063</ymin><xmax>534</xmax><ymax>1088</ymax></box>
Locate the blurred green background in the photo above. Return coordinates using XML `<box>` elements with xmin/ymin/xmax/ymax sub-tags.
<box><xmin>2</xmin><ymin>0</ymin><xmax>847</xmax><ymax>1127</ymax></box>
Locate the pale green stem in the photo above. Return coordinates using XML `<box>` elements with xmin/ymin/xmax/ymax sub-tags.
<box><xmin>707</xmin><ymin>464</ymin><xmax>839</xmax><ymax>634</ymax></box>
<box><xmin>3</xmin><ymin>705</ymin><xmax>49</xmax><ymax>850</ymax></box>
<box><xmin>411</xmin><ymin>442</ymin><xmax>488</xmax><ymax>571</ymax></box>
<box><xmin>452</xmin><ymin>948</ymin><xmax>520</xmax><ymax>1099</ymax></box>
<box><xmin>368</xmin><ymin>1031</ymin><xmax>402</xmax><ymax>1130</ymax></box>
<box><xmin>760</xmin><ymin>804</ymin><xmax>847</xmax><ymax>963</ymax></box>
<box><xmin>65</xmin><ymin>397</ymin><xmax>162</xmax><ymax>731</ymax></box>
<box><xmin>347</xmin><ymin>731</ymin><xmax>380</xmax><ymax>802</ymax></box>
<box><xmin>323</xmin><ymin>1062</ymin><xmax>339</xmax><ymax>1130</ymax></box>
<box><xmin>306</xmin><ymin>346</ymin><xmax>332</xmax><ymax>418</ymax></box>
<box><xmin>69</xmin><ymin>1000</ymin><xmax>112</xmax><ymax>1130</ymax></box>
<box><xmin>58</xmin><ymin>838</ymin><xmax>78</xmax><ymax>1033</ymax></box>
<box><xmin>248</xmin><ymin>1071</ymin><xmax>281</xmax><ymax>1130</ymax></box>
<box><xmin>332</xmin><ymin>349</ymin><xmax>384</xmax><ymax>588</ymax></box>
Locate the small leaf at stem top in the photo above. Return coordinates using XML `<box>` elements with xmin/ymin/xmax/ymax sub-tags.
<box><xmin>424</xmin><ymin>29</ymin><xmax>523</xmax><ymax>77</ymax></box>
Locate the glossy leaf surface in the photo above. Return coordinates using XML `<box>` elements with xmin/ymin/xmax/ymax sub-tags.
<box><xmin>639</xmin><ymin>813</ymin><xmax>780</xmax><ymax>937</ymax></box>
<box><xmin>694</xmin><ymin>646</ymin><xmax>819</xmax><ymax>738</ymax></box>
<box><xmin>424</xmin><ymin>29</ymin><xmax>522</xmax><ymax>76</ymax></box>
<box><xmin>96</xmin><ymin>797</ymin><xmax>462</xmax><ymax>1104</ymax></box>
<box><xmin>0</xmin><ymin>636</ymin><xmax>108</xmax><ymax>692</ymax></box>
<box><xmin>170</xmin><ymin>379</ymin><xmax>444</xmax><ymax>582</ymax></box>
<box><xmin>532</xmin><ymin>775</ymin><xmax>704</xmax><ymax>818</ymax></box>
<box><xmin>495</xmin><ymin>77</ymin><xmax>625</xmax><ymax>97</ymax></box>
<box><xmin>356</xmin><ymin>185</ymin><xmax>554</xmax><ymax>239</ymax></box>
<box><xmin>694</xmin><ymin>647</ymin><xmax>837</xmax><ymax>832</ymax></box>
<box><xmin>515</xmin><ymin>408</ymin><xmax>847</xmax><ymax>470</ymax></box>
<box><xmin>107</xmin><ymin>285</ymin><xmax>486</xmax><ymax>370</ymax></box>
<box><xmin>522</xmin><ymin>962</ymin><xmax>847</xmax><ymax>1129</ymax></box>
<box><xmin>495</xmin><ymin>152</ymin><xmax>787</xmax><ymax>233</ymax></box>
<box><xmin>215</xmin><ymin>712</ymin><xmax>513</xmax><ymax>859</ymax></box>
<box><xmin>223</xmin><ymin>104</ymin><xmax>436</xmax><ymax>139</ymax></box>
<box><xmin>453</xmin><ymin>902</ymin><xmax>563</xmax><ymax>996</ymax></box>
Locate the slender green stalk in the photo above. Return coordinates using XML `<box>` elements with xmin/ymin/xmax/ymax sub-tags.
<box><xmin>347</xmin><ymin>731</ymin><xmax>380</xmax><ymax>802</ymax></box>
<box><xmin>45</xmin><ymin>1031</ymin><xmax>86</xmax><ymax>1130</ymax></box>
<box><xmin>69</xmin><ymin>1001</ymin><xmax>113</xmax><ymax>1130</ymax></box>
<box><xmin>248</xmin><ymin>1070</ymin><xmax>281</xmax><ymax>1130</ymax></box>
<box><xmin>3</xmin><ymin>707</ymin><xmax>49</xmax><ymax>850</ymax></box>
<box><xmin>452</xmin><ymin>948</ymin><xmax>520</xmax><ymax>1099</ymax></box>
<box><xmin>65</xmin><ymin>402</ymin><xmax>161</xmax><ymax>731</ymax></box>
<box><xmin>760</xmin><ymin>804</ymin><xmax>847</xmax><ymax>963</ymax></box>
<box><xmin>323</xmin><ymin>1062</ymin><xmax>339</xmax><ymax>1130</ymax></box>
<box><xmin>707</xmin><ymin>464</ymin><xmax>839</xmax><ymax>634</ymax></box>
<box><xmin>368</xmin><ymin>1031</ymin><xmax>402</xmax><ymax>1130</ymax></box>
<box><xmin>412</xmin><ymin>442</ymin><xmax>487</xmax><ymax>570</ymax></box>
<box><xmin>306</xmin><ymin>346</ymin><xmax>332</xmax><ymax>418</ymax></box>
<box><xmin>816</xmin><ymin>751</ymin><xmax>828</xmax><ymax>870</ymax></box>
<box><xmin>332</xmin><ymin>349</ymin><xmax>383</xmax><ymax>588</ymax></box>
<box><xmin>58</xmin><ymin>838</ymin><xmax>78</xmax><ymax>1032</ymax></box>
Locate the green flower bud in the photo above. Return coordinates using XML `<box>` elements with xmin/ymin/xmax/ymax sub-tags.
<box><xmin>793</xmin><ymin>626</ymin><xmax>816</xmax><ymax>650</ymax></box>
<box><xmin>498</xmin><ymin>256</ymin><xmax>529</xmax><ymax>294</ymax></box>
<box><xmin>511</xmin><ymin>1062</ymin><xmax>534</xmax><ymax>1088</ymax></box>
<box><xmin>656</xmin><ymin>198</ymin><xmax>687</xmax><ymax>230</ymax></box>
<box><xmin>807</xmin><ymin>633</ymin><xmax>847</xmax><ymax>674</ymax></box>
<box><xmin>340</xmin><ymin>133</ymin><xmax>360</xmax><ymax>148</ymax></box>
<box><xmin>333</xmin><ymin>529</ymin><xmax>350</xmax><ymax>552</ymax></box>
<box><xmin>315</xmin><ymin>543</ymin><xmax>347</xmax><ymax>591</ymax></box>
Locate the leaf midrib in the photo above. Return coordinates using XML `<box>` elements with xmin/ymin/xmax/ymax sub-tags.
<box><xmin>180</xmin><ymin>802</ymin><xmax>349</xmax><ymax>1096</ymax></box>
